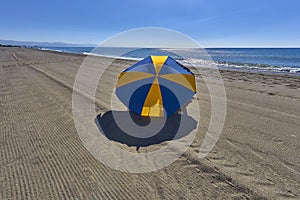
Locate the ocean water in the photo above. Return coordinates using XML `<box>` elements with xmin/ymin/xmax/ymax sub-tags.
<box><xmin>40</xmin><ymin>47</ymin><xmax>300</xmax><ymax>75</ymax></box>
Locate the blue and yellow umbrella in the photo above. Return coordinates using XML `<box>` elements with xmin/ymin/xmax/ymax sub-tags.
<box><xmin>116</xmin><ymin>55</ymin><xmax>196</xmax><ymax>118</ymax></box>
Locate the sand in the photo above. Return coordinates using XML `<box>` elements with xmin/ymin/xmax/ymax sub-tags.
<box><xmin>0</xmin><ymin>47</ymin><xmax>299</xmax><ymax>199</ymax></box>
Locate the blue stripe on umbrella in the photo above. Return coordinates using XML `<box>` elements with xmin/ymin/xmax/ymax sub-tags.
<box><xmin>124</xmin><ymin>56</ymin><xmax>156</xmax><ymax>74</ymax></box>
<box><xmin>158</xmin><ymin>77</ymin><xmax>195</xmax><ymax>116</ymax></box>
<box><xmin>160</xmin><ymin>57</ymin><xmax>193</xmax><ymax>75</ymax></box>
<box><xmin>116</xmin><ymin>76</ymin><xmax>155</xmax><ymax>114</ymax></box>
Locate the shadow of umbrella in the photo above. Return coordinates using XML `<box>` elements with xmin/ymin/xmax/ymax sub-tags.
<box><xmin>95</xmin><ymin>110</ymin><xmax>197</xmax><ymax>149</ymax></box>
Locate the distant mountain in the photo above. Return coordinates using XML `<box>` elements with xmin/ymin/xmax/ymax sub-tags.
<box><xmin>0</xmin><ymin>39</ymin><xmax>95</xmax><ymax>47</ymax></box>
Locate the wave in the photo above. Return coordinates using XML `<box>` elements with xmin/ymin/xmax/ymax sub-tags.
<box><xmin>82</xmin><ymin>52</ymin><xmax>142</xmax><ymax>61</ymax></box>
<box><xmin>40</xmin><ymin>47</ymin><xmax>63</xmax><ymax>52</ymax></box>
<box><xmin>180</xmin><ymin>58</ymin><xmax>300</xmax><ymax>74</ymax></box>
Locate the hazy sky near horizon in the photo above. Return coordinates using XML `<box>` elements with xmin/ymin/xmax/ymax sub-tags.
<box><xmin>1</xmin><ymin>0</ymin><xmax>300</xmax><ymax>47</ymax></box>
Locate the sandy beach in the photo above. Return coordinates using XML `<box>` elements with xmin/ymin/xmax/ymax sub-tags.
<box><xmin>1</xmin><ymin>47</ymin><xmax>300</xmax><ymax>199</ymax></box>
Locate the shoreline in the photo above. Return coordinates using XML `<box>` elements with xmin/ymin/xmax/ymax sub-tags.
<box><xmin>36</xmin><ymin>46</ymin><xmax>300</xmax><ymax>76</ymax></box>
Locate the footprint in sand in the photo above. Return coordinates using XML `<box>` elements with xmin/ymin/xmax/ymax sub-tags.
<box><xmin>237</xmin><ymin>170</ymin><xmax>255</xmax><ymax>177</ymax></box>
<box><xmin>255</xmin><ymin>178</ymin><xmax>275</xmax><ymax>186</ymax></box>
<box><xmin>279</xmin><ymin>190</ymin><xmax>296</xmax><ymax>198</ymax></box>
<box><xmin>222</xmin><ymin>162</ymin><xmax>238</xmax><ymax>168</ymax></box>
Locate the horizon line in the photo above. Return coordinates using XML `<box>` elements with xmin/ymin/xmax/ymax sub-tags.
<box><xmin>1</xmin><ymin>39</ymin><xmax>300</xmax><ymax>49</ymax></box>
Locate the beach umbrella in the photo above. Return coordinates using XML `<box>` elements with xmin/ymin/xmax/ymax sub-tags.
<box><xmin>115</xmin><ymin>55</ymin><xmax>196</xmax><ymax>118</ymax></box>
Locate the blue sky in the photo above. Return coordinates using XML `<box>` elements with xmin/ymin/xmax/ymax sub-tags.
<box><xmin>1</xmin><ymin>0</ymin><xmax>300</xmax><ymax>47</ymax></box>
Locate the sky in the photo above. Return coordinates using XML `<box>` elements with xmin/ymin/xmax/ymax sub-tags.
<box><xmin>1</xmin><ymin>0</ymin><xmax>300</xmax><ymax>47</ymax></box>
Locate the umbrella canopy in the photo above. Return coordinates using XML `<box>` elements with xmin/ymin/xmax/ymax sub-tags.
<box><xmin>115</xmin><ymin>55</ymin><xmax>196</xmax><ymax>118</ymax></box>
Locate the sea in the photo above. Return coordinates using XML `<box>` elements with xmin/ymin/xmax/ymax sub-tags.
<box><xmin>40</xmin><ymin>47</ymin><xmax>300</xmax><ymax>75</ymax></box>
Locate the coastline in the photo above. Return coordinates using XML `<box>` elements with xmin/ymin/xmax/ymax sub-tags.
<box><xmin>1</xmin><ymin>46</ymin><xmax>299</xmax><ymax>199</ymax></box>
<box><xmin>37</xmin><ymin>46</ymin><xmax>300</xmax><ymax>76</ymax></box>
